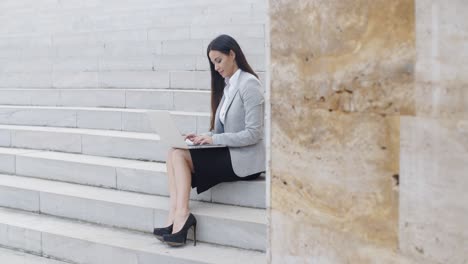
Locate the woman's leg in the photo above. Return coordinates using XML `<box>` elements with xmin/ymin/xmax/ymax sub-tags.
<box><xmin>171</xmin><ymin>149</ymin><xmax>194</xmax><ymax>233</ymax></box>
<box><xmin>165</xmin><ymin>148</ymin><xmax>178</xmax><ymax>226</ymax></box>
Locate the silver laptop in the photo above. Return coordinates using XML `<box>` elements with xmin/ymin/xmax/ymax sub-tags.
<box><xmin>147</xmin><ymin>110</ymin><xmax>226</xmax><ymax>149</ymax></box>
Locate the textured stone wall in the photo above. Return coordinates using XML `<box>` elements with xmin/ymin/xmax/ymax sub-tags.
<box><xmin>269</xmin><ymin>0</ymin><xmax>467</xmax><ymax>263</ymax></box>
<box><xmin>399</xmin><ymin>1</ymin><xmax>468</xmax><ymax>263</ymax></box>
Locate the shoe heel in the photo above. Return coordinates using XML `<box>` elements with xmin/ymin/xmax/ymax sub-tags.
<box><xmin>193</xmin><ymin>223</ymin><xmax>197</xmax><ymax>246</ymax></box>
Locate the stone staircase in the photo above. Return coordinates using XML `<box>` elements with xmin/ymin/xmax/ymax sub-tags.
<box><xmin>0</xmin><ymin>0</ymin><xmax>267</xmax><ymax>263</ymax></box>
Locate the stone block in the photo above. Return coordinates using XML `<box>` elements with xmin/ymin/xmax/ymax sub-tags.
<box><xmin>10</xmin><ymin>129</ymin><xmax>82</xmax><ymax>153</ymax></box>
<box><xmin>0</xmin><ymin>186</ymin><xmax>40</xmax><ymax>212</ymax></box>
<box><xmin>52</xmin><ymin>57</ymin><xmax>99</xmax><ymax>72</ymax></box>
<box><xmin>125</xmin><ymin>90</ymin><xmax>174</xmax><ymax>110</ymax></box>
<box><xmin>42</xmin><ymin>233</ymin><xmax>138</xmax><ymax>264</ymax></box>
<box><xmin>238</xmin><ymin>38</ymin><xmax>266</xmax><ymax>56</ymax></box>
<box><xmin>195</xmin><ymin>55</ymin><xmax>210</xmax><ymax>71</ymax></box>
<box><xmin>99</xmin><ymin>29</ymin><xmax>149</xmax><ymax>43</ymax></box>
<box><xmin>53</xmin><ymin>72</ymin><xmax>99</xmax><ymax>89</ymax></box>
<box><xmin>212</xmin><ymin>179</ymin><xmax>266</xmax><ymax>208</ymax></box>
<box><xmin>270</xmin><ymin>110</ymin><xmax>400</xmax><ymax>249</ymax></box>
<box><xmin>59</xmin><ymin>89</ymin><xmax>126</xmax><ymax>107</ymax></box>
<box><xmin>148</xmin><ymin>27</ymin><xmax>190</xmax><ymax>41</ymax></box>
<box><xmin>0</xmin><ymin>90</ymin><xmax>33</xmax><ymax>106</ymax></box>
<box><xmin>21</xmin><ymin>46</ymin><xmax>56</xmax><ymax>58</ymax></box>
<box><xmin>116</xmin><ymin>164</ymin><xmax>211</xmax><ymax>201</ymax></box>
<box><xmin>249</xmin><ymin>55</ymin><xmax>266</xmax><ymax>72</ymax></box>
<box><xmin>121</xmin><ymin>111</ymin><xmax>152</xmax><ymax>133</ymax></box>
<box><xmin>99</xmin><ymin>71</ymin><xmax>169</xmax><ymax>89</ymax></box>
<box><xmin>153</xmin><ymin>55</ymin><xmax>197</xmax><ymax>71</ymax></box>
<box><xmin>81</xmin><ymin>134</ymin><xmax>165</xmax><ymax>161</ymax></box>
<box><xmin>16</xmin><ymin>154</ymin><xmax>117</xmax><ymax>188</ymax></box>
<box><xmin>0</xmin><ymin>58</ymin><xmax>53</xmax><ymax>73</ymax></box>
<box><xmin>270</xmin><ymin>0</ymin><xmax>414</xmax><ymax>116</ymax></box>
<box><xmin>161</xmin><ymin>39</ymin><xmax>204</xmax><ymax>55</ymax></box>
<box><xmin>170</xmin><ymin>71</ymin><xmax>195</xmax><ymax>89</ymax></box>
<box><xmin>0</xmin><ymin>107</ymin><xmax>76</xmax><ymax>127</ymax></box>
<box><xmin>269</xmin><ymin>210</ymin><xmax>417</xmax><ymax>264</ymax></box>
<box><xmin>40</xmin><ymin>192</ymin><xmax>154</xmax><ymax>232</ymax></box>
<box><xmin>172</xmin><ymin>113</ymin><xmax>198</xmax><ymax>134</ymax></box>
<box><xmin>0</xmin><ymin>36</ymin><xmax>52</xmax><ymax>48</ymax></box>
<box><xmin>124</xmin><ymin>110</ymin><xmax>200</xmax><ymax>134</ymax></box>
<box><xmin>183</xmin><ymin>209</ymin><xmax>266</xmax><ymax>251</ymax></box>
<box><xmin>0</xmin><ymin>153</ymin><xmax>15</xmax><ymax>174</ymax></box>
<box><xmin>99</xmin><ymin>57</ymin><xmax>153</xmax><ymax>71</ymax></box>
<box><xmin>196</xmin><ymin>115</ymin><xmax>210</xmax><ymax>134</ymax></box>
<box><xmin>400</xmin><ymin>116</ymin><xmax>468</xmax><ymax>264</ymax></box>
<box><xmin>170</xmin><ymin>70</ymin><xmax>210</xmax><ymax>90</ymax></box>
<box><xmin>55</xmin><ymin>44</ymin><xmax>103</xmax><ymax>58</ymax></box>
<box><xmin>116</xmin><ymin>167</ymin><xmax>168</xmax><ymax>195</ymax></box>
<box><xmin>190</xmin><ymin>24</ymin><xmax>265</xmax><ymax>39</ymax></box>
<box><xmin>100</xmin><ymin>41</ymin><xmax>160</xmax><ymax>58</ymax></box>
<box><xmin>52</xmin><ymin>33</ymin><xmax>100</xmax><ymax>46</ymax></box>
<box><xmin>77</xmin><ymin>109</ymin><xmax>122</xmax><ymax>131</ymax></box>
<box><xmin>0</xmin><ymin>130</ymin><xmax>12</xmax><ymax>147</ymax></box>
<box><xmin>173</xmin><ymin>90</ymin><xmax>210</xmax><ymax>112</ymax></box>
<box><xmin>414</xmin><ymin>82</ymin><xmax>468</xmax><ymax>118</ymax></box>
<box><xmin>0</xmin><ymin>247</ymin><xmax>69</xmax><ymax>264</ymax></box>
<box><xmin>0</xmin><ymin>73</ymin><xmax>53</xmax><ymax>88</ymax></box>
<box><xmin>27</xmin><ymin>90</ymin><xmax>61</xmax><ymax>106</ymax></box>
<box><xmin>0</xmin><ymin>224</ymin><xmax>42</xmax><ymax>254</ymax></box>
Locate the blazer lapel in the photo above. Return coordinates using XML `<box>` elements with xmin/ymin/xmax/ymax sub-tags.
<box><xmin>223</xmin><ymin>71</ymin><xmax>243</xmax><ymax>116</ymax></box>
<box><xmin>214</xmin><ymin>95</ymin><xmax>225</xmax><ymax>133</ymax></box>
<box><xmin>224</xmin><ymin>88</ymin><xmax>239</xmax><ymax>115</ymax></box>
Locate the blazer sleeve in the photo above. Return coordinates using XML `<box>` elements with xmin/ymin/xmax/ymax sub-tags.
<box><xmin>212</xmin><ymin>78</ymin><xmax>264</xmax><ymax>147</ymax></box>
<box><xmin>201</xmin><ymin>131</ymin><xmax>213</xmax><ymax>136</ymax></box>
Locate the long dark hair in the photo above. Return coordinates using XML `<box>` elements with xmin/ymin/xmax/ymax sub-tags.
<box><xmin>206</xmin><ymin>34</ymin><xmax>258</xmax><ymax>131</ymax></box>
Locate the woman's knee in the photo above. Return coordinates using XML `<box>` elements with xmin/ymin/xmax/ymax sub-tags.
<box><xmin>166</xmin><ymin>148</ymin><xmax>177</xmax><ymax>163</ymax></box>
<box><xmin>172</xmin><ymin>149</ymin><xmax>192</xmax><ymax>166</ymax></box>
<box><xmin>172</xmin><ymin>149</ymin><xmax>187</xmax><ymax>162</ymax></box>
<box><xmin>173</xmin><ymin>149</ymin><xmax>194</xmax><ymax>172</ymax></box>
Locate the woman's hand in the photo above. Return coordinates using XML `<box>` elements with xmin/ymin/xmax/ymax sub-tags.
<box><xmin>193</xmin><ymin>135</ymin><xmax>213</xmax><ymax>145</ymax></box>
<box><xmin>183</xmin><ymin>133</ymin><xmax>197</xmax><ymax>141</ymax></box>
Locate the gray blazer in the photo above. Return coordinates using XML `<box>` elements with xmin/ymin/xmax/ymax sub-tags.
<box><xmin>211</xmin><ymin>70</ymin><xmax>265</xmax><ymax>177</ymax></box>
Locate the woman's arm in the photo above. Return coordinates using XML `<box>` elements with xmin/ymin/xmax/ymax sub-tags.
<box><xmin>212</xmin><ymin>78</ymin><xmax>264</xmax><ymax>147</ymax></box>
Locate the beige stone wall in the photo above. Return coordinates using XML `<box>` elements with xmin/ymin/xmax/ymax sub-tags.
<box><xmin>268</xmin><ymin>0</ymin><xmax>467</xmax><ymax>263</ymax></box>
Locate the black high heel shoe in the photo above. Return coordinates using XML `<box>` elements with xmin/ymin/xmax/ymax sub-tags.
<box><xmin>153</xmin><ymin>224</ymin><xmax>173</xmax><ymax>241</ymax></box>
<box><xmin>163</xmin><ymin>213</ymin><xmax>197</xmax><ymax>247</ymax></box>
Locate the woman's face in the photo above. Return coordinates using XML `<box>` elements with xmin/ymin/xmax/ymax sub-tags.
<box><xmin>208</xmin><ymin>50</ymin><xmax>238</xmax><ymax>78</ymax></box>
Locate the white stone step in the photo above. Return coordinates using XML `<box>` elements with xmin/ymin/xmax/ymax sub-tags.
<box><xmin>0</xmin><ymin>207</ymin><xmax>265</xmax><ymax>264</ymax></box>
<box><xmin>152</xmin><ymin>54</ymin><xmax>265</xmax><ymax>72</ymax></box>
<box><xmin>0</xmin><ymin>88</ymin><xmax>212</xmax><ymax>112</ymax></box>
<box><xmin>1</xmin><ymin>13</ymin><xmax>265</xmax><ymax>41</ymax></box>
<box><xmin>0</xmin><ymin>105</ymin><xmax>210</xmax><ymax>134</ymax></box>
<box><xmin>0</xmin><ymin>147</ymin><xmax>266</xmax><ymax>208</ymax></box>
<box><xmin>0</xmin><ymin>247</ymin><xmax>70</xmax><ymax>264</ymax></box>
<box><xmin>0</xmin><ymin>124</ymin><xmax>165</xmax><ymax>161</ymax></box>
<box><xmin>0</xmin><ymin>174</ymin><xmax>266</xmax><ymax>251</ymax></box>
<box><xmin>0</xmin><ymin>68</ymin><xmax>265</xmax><ymax>90</ymax></box>
<box><xmin>0</xmin><ymin>0</ymin><xmax>263</xmax><ymax>16</ymax></box>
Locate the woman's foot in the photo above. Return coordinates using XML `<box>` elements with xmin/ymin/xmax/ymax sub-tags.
<box><xmin>153</xmin><ymin>225</ymin><xmax>173</xmax><ymax>241</ymax></box>
<box><xmin>165</xmin><ymin>208</ymin><xmax>176</xmax><ymax>226</ymax></box>
<box><xmin>163</xmin><ymin>213</ymin><xmax>197</xmax><ymax>247</ymax></box>
<box><xmin>165</xmin><ymin>218</ymin><xmax>174</xmax><ymax>227</ymax></box>
<box><xmin>172</xmin><ymin>212</ymin><xmax>190</xmax><ymax>234</ymax></box>
<box><xmin>154</xmin><ymin>210</ymin><xmax>176</xmax><ymax>242</ymax></box>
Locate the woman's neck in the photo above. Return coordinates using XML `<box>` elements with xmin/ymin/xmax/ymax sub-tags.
<box><xmin>226</xmin><ymin>65</ymin><xmax>239</xmax><ymax>78</ymax></box>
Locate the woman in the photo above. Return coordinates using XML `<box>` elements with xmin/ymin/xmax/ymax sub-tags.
<box><xmin>153</xmin><ymin>34</ymin><xmax>265</xmax><ymax>247</ymax></box>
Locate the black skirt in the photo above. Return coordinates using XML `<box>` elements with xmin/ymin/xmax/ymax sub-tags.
<box><xmin>189</xmin><ymin>147</ymin><xmax>261</xmax><ymax>194</ymax></box>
